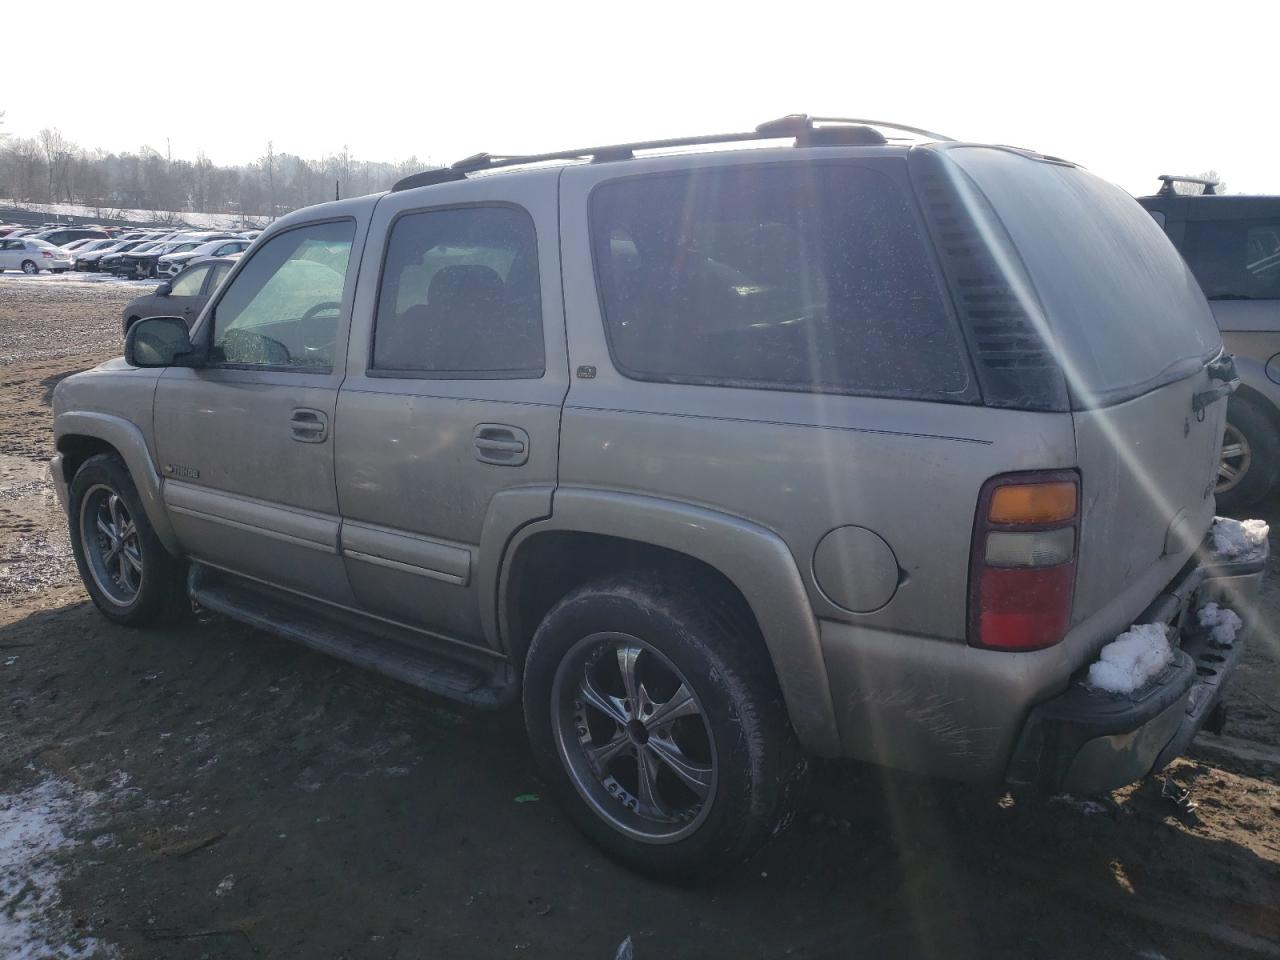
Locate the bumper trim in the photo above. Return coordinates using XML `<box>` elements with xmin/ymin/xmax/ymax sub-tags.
<box><xmin>1007</xmin><ymin>525</ymin><xmax>1266</xmax><ymax>795</ymax></box>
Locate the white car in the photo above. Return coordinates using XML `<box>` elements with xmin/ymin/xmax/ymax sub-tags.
<box><xmin>157</xmin><ymin>237</ymin><xmax>252</xmax><ymax>277</ymax></box>
<box><xmin>0</xmin><ymin>237</ymin><xmax>72</xmax><ymax>274</ymax></box>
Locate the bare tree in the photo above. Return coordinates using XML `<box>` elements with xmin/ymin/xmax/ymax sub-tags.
<box><xmin>4</xmin><ymin>137</ymin><xmax>45</xmax><ymax>201</ymax></box>
<box><xmin>1174</xmin><ymin>169</ymin><xmax>1227</xmax><ymax>196</ymax></box>
<box><xmin>259</xmin><ymin>141</ymin><xmax>276</xmax><ymax>220</ymax></box>
<box><xmin>37</xmin><ymin>128</ymin><xmax>72</xmax><ymax>202</ymax></box>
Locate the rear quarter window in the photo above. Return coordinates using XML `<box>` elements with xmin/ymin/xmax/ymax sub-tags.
<box><xmin>946</xmin><ymin>147</ymin><xmax>1222</xmax><ymax>407</ymax></box>
<box><xmin>589</xmin><ymin>162</ymin><xmax>973</xmax><ymax>402</ymax></box>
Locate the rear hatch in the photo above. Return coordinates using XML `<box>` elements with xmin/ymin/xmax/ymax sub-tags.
<box><xmin>932</xmin><ymin>147</ymin><xmax>1225</xmax><ymax>633</ymax></box>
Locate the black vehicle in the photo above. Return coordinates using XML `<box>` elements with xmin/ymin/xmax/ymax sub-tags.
<box><xmin>81</xmin><ymin>238</ymin><xmax>155</xmax><ymax>272</ymax></box>
<box><xmin>112</xmin><ymin>240</ymin><xmax>202</xmax><ymax>279</ymax></box>
<box><xmin>120</xmin><ymin>257</ymin><xmax>237</xmax><ymax>336</ymax></box>
<box><xmin>1139</xmin><ymin>177</ymin><xmax>1280</xmax><ymax>509</ymax></box>
<box><xmin>33</xmin><ymin>227</ymin><xmax>110</xmax><ymax>247</ymax></box>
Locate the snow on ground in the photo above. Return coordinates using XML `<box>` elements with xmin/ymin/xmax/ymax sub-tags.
<box><xmin>0</xmin><ymin>776</ymin><xmax>121</xmax><ymax>959</ymax></box>
<box><xmin>1086</xmin><ymin>623</ymin><xmax>1174</xmax><ymax>694</ymax></box>
<box><xmin>1198</xmin><ymin>602</ymin><xmax>1244</xmax><ymax>646</ymax></box>
<box><xmin>3</xmin><ymin>199</ymin><xmax>261</xmax><ymax>232</ymax></box>
<box><xmin>1211</xmin><ymin>517</ymin><xmax>1269</xmax><ymax>558</ymax></box>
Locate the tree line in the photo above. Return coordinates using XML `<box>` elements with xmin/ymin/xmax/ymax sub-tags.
<box><xmin>0</xmin><ymin>121</ymin><xmax>436</xmax><ymax>222</ymax></box>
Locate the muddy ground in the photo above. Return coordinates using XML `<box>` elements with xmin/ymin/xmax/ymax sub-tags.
<box><xmin>1</xmin><ymin>273</ymin><xmax>1278</xmax><ymax>960</ymax></box>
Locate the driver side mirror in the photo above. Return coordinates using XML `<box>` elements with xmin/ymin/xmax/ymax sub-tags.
<box><xmin>154</xmin><ymin>281</ymin><xmax>172</xmax><ymax>297</ymax></box>
<box><xmin>125</xmin><ymin>316</ymin><xmax>205</xmax><ymax>368</ymax></box>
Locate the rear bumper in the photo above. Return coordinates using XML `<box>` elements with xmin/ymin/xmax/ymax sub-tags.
<box><xmin>1006</xmin><ymin>525</ymin><xmax>1267</xmax><ymax>794</ymax></box>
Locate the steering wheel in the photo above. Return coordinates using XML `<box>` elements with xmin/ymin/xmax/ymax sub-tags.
<box><xmin>301</xmin><ymin>301</ymin><xmax>341</xmax><ymax>322</ymax></box>
<box><xmin>298</xmin><ymin>301</ymin><xmax>341</xmax><ymax>363</ymax></box>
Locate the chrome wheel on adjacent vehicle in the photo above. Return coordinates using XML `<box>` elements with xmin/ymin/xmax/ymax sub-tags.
<box><xmin>78</xmin><ymin>483</ymin><xmax>144</xmax><ymax>606</ymax></box>
<box><xmin>551</xmin><ymin>632</ymin><xmax>717</xmax><ymax>844</ymax></box>
<box><xmin>1216</xmin><ymin>422</ymin><xmax>1252</xmax><ymax>494</ymax></box>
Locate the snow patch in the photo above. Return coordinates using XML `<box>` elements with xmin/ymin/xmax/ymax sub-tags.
<box><xmin>1211</xmin><ymin>517</ymin><xmax>1269</xmax><ymax>558</ymax></box>
<box><xmin>0</xmin><ymin>777</ymin><xmax>120</xmax><ymax>959</ymax></box>
<box><xmin>1086</xmin><ymin>623</ymin><xmax>1173</xmax><ymax>694</ymax></box>
<box><xmin>1197</xmin><ymin>602</ymin><xmax>1243</xmax><ymax>647</ymax></box>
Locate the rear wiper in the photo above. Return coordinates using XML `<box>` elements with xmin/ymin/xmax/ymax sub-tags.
<box><xmin>1207</xmin><ymin>294</ymin><xmax>1255</xmax><ymax>301</ymax></box>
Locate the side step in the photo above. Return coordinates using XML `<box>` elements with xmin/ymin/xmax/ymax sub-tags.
<box><xmin>188</xmin><ymin>564</ymin><xmax>516</xmax><ymax>708</ymax></box>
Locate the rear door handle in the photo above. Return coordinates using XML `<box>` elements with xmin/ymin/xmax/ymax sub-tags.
<box><xmin>290</xmin><ymin>408</ymin><xmax>329</xmax><ymax>443</ymax></box>
<box><xmin>473</xmin><ymin>423</ymin><xmax>529</xmax><ymax>466</ymax></box>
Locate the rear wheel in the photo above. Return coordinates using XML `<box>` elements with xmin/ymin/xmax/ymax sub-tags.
<box><xmin>20</xmin><ymin>259</ymin><xmax>39</xmax><ymax>275</ymax></box>
<box><xmin>1216</xmin><ymin>396</ymin><xmax>1280</xmax><ymax>513</ymax></box>
<box><xmin>523</xmin><ymin>573</ymin><xmax>806</xmax><ymax>880</ymax></box>
<box><xmin>68</xmin><ymin>453</ymin><xmax>188</xmax><ymax>626</ymax></box>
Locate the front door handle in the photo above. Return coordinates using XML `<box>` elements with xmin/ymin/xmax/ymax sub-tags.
<box><xmin>473</xmin><ymin>423</ymin><xmax>529</xmax><ymax>466</ymax></box>
<box><xmin>290</xmin><ymin>408</ymin><xmax>329</xmax><ymax>443</ymax></box>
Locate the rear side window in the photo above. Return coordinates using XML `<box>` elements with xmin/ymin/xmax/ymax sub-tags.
<box><xmin>1184</xmin><ymin>219</ymin><xmax>1280</xmax><ymax>301</ymax></box>
<box><xmin>372</xmin><ymin>205</ymin><xmax>544</xmax><ymax>377</ymax></box>
<box><xmin>589</xmin><ymin>163</ymin><xmax>970</xmax><ymax>400</ymax></box>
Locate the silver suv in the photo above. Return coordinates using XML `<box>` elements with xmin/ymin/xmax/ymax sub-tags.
<box><xmin>50</xmin><ymin>117</ymin><xmax>1266</xmax><ymax>878</ymax></box>
<box><xmin>1139</xmin><ymin>178</ymin><xmax>1280</xmax><ymax>510</ymax></box>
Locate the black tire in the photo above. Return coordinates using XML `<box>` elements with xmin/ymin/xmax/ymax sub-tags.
<box><xmin>68</xmin><ymin>453</ymin><xmax>188</xmax><ymax>626</ymax></box>
<box><xmin>20</xmin><ymin>259</ymin><xmax>39</xmax><ymax>275</ymax></box>
<box><xmin>523</xmin><ymin>573</ymin><xmax>807</xmax><ymax>881</ymax></box>
<box><xmin>1216</xmin><ymin>395</ymin><xmax>1280</xmax><ymax>513</ymax></box>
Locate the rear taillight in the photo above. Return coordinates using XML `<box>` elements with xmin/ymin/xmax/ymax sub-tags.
<box><xmin>41</xmin><ymin>250</ymin><xmax>55</xmax><ymax>259</ymax></box>
<box><xmin>968</xmin><ymin>471</ymin><xmax>1079</xmax><ymax>651</ymax></box>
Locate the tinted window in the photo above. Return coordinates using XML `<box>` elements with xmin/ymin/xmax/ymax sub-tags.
<box><xmin>170</xmin><ymin>264</ymin><xmax>211</xmax><ymax>297</ymax></box>
<box><xmin>946</xmin><ymin>148</ymin><xmax>1222</xmax><ymax>407</ymax></box>
<box><xmin>212</xmin><ymin>220</ymin><xmax>354</xmax><ymax>371</ymax></box>
<box><xmin>372</xmin><ymin>206</ymin><xmax>543</xmax><ymax>376</ymax></box>
<box><xmin>590</xmin><ymin>163</ymin><xmax>968</xmax><ymax>399</ymax></box>
<box><xmin>1184</xmin><ymin>219</ymin><xmax>1280</xmax><ymax>301</ymax></box>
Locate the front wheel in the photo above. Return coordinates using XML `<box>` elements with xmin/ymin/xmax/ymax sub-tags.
<box><xmin>68</xmin><ymin>453</ymin><xmax>188</xmax><ymax>626</ymax></box>
<box><xmin>20</xmin><ymin>260</ymin><xmax>39</xmax><ymax>275</ymax></box>
<box><xmin>523</xmin><ymin>574</ymin><xmax>806</xmax><ymax>880</ymax></box>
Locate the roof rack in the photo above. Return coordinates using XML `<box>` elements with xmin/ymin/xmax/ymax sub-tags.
<box><xmin>1157</xmin><ymin>174</ymin><xmax>1219</xmax><ymax>197</ymax></box>
<box><xmin>390</xmin><ymin>115</ymin><xmax>953</xmax><ymax>192</ymax></box>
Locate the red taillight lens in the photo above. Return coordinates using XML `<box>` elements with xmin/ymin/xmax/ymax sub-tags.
<box><xmin>41</xmin><ymin>250</ymin><xmax>55</xmax><ymax>258</ymax></box>
<box><xmin>969</xmin><ymin>471</ymin><xmax>1079</xmax><ymax>651</ymax></box>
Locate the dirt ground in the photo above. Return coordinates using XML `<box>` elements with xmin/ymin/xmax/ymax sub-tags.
<box><xmin>1</xmin><ymin>273</ymin><xmax>1278</xmax><ymax>960</ymax></box>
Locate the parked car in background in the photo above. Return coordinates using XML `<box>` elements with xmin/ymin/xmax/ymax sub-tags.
<box><xmin>112</xmin><ymin>240</ymin><xmax>206</xmax><ymax>278</ymax></box>
<box><xmin>34</xmin><ymin>227</ymin><xmax>110</xmax><ymax>247</ymax></box>
<box><xmin>0</xmin><ymin>236</ymin><xmax>72</xmax><ymax>273</ymax></box>
<box><xmin>1141</xmin><ymin>177</ymin><xmax>1280</xmax><ymax>510</ymax></box>
<box><xmin>157</xmin><ymin>237</ymin><xmax>251</xmax><ymax>277</ymax></box>
<box><xmin>120</xmin><ymin>257</ymin><xmax>238</xmax><ymax>336</ymax></box>
<box><xmin>60</xmin><ymin>237</ymin><xmax>100</xmax><ymax>254</ymax></box>
<box><xmin>53</xmin><ymin>117</ymin><xmax>1264</xmax><ymax>878</ymax></box>
<box><xmin>90</xmin><ymin>239</ymin><xmax>163</xmax><ymax>273</ymax></box>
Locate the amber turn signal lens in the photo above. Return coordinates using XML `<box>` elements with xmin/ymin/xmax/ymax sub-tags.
<box><xmin>988</xmin><ymin>481</ymin><xmax>1077</xmax><ymax>524</ymax></box>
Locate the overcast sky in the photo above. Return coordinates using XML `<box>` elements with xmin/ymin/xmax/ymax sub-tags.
<box><xmin>6</xmin><ymin>0</ymin><xmax>1278</xmax><ymax>196</ymax></box>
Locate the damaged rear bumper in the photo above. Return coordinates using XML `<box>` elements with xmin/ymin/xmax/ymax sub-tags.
<box><xmin>1006</xmin><ymin>524</ymin><xmax>1267</xmax><ymax>795</ymax></box>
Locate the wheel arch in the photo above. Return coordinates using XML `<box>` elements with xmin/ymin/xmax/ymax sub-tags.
<box><xmin>55</xmin><ymin>412</ymin><xmax>182</xmax><ymax>555</ymax></box>
<box><xmin>499</xmin><ymin>488</ymin><xmax>840</xmax><ymax>756</ymax></box>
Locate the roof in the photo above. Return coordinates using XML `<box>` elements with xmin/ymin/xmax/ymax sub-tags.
<box><xmin>391</xmin><ymin>115</ymin><xmax>955</xmax><ymax>192</ymax></box>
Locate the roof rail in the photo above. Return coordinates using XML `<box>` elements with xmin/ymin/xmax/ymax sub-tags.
<box><xmin>390</xmin><ymin>115</ymin><xmax>950</xmax><ymax>192</ymax></box>
<box><xmin>1157</xmin><ymin>174</ymin><xmax>1219</xmax><ymax>197</ymax></box>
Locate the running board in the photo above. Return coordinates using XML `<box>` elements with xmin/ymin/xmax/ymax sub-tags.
<box><xmin>188</xmin><ymin>564</ymin><xmax>516</xmax><ymax>708</ymax></box>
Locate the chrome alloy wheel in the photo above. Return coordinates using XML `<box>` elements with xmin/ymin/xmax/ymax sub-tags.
<box><xmin>1217</xmin><ymin>422</ymin><xmax>1253</xmax><ymax>494</ymax></box>
<box><xmin>79</xmin><ymin>483</ymin><xmax>143</xmax><ymax>606</ymax></box>
<box><xmin>551</xmin><ymin>633</ymin><xmax>717</xmax><ymax>843</ymax></box>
